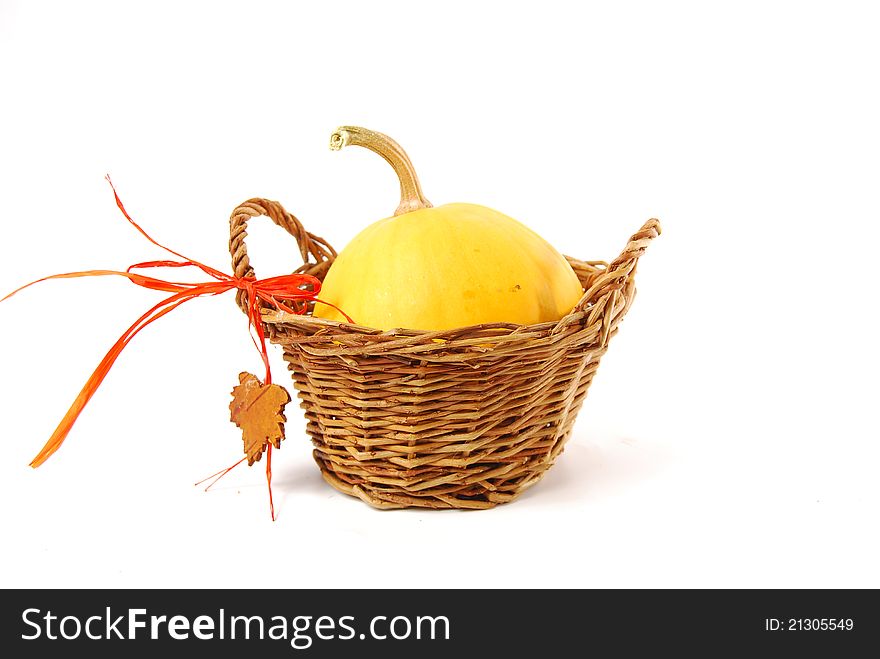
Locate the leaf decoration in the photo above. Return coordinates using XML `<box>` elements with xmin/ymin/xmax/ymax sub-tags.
<box><xmin>229</xmin><ymin>372</ymin><xmax>291</xmax><ymax>465</ymax></box>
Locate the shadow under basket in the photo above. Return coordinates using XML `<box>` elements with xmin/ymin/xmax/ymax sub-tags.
<box><xmin>229</xmin><ymin>200</ymin><xmax>661</xmax><ymax>510</ymax></box>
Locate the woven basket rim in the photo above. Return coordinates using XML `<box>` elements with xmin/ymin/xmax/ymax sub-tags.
<box><xmin>261</xmin><ymin>254</ymin><xmax>603</xmax><ymax>338</ymax></box>
<box><xmin>229</xmin><ymin>199</ymin><xmax>660</xmax><ymax>347</ymax></box>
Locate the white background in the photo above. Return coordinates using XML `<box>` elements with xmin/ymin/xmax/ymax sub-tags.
<box><xmin>1</xmin><ymin>0</ymin><xmax>877</xmax><ymax>589</ymax></box>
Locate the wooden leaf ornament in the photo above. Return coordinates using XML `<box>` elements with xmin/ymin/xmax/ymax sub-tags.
<box><xmin>229</xmin><ymin>372</ymin><xmax>291</xmax><ymax>465</ymax></box>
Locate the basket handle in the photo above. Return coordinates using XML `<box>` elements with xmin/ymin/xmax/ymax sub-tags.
<box><xmin>575</xmin><ymin>218</ymin><xmax>661</xmax><ymax>313</ymax></box>
<box><xmin>229</xmin><ymin>199</ymin><xmax>337</xmax><ymax>314</ymax></box>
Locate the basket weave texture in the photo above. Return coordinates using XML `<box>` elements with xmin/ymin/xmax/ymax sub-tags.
<box><xmin>229</xmin><ymin>201</ymin><xmax>660</xmax><ymax>510</ymax></box>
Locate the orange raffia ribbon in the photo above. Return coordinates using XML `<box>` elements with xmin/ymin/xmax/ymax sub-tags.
<box><xmin>2</xmin><ymin>177</ymin><xmax>348</xmax><ymax>519</ymax></box>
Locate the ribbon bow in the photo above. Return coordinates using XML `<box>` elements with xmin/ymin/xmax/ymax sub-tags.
<box><xmin>2</xmin><ymin>178</ymin><xmax>344</xmax><ymax>516</ymax></box>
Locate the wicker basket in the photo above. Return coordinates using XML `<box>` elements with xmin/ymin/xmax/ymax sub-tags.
<box><xmin>229</xmin><ymin>200</ymin><xmax>660</xmax><ymax>510</ymax></box>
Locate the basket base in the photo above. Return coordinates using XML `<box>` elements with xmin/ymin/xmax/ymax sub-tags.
<box><xmin>314</xmin><ymin>449</ymin><xmax>557</xmax><ymax>510</ymax></box>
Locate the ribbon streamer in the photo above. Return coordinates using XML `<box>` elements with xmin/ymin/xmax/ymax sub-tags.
<box><xmin>2</xmin><ymin>177</ymin><xmax>349</xmax><ymax>519</ymax></box>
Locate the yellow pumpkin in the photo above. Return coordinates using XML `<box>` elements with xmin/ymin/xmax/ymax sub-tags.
<box><xmin>312</xmin><ymin>127</ymin><xmax>583</xmax><ymax>331</ymax></box>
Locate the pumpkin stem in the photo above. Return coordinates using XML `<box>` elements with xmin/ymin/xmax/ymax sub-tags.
<box><xmin>330</xmin><ymin>126</ymin><xmax>432</xmax><ymax>216</ymax></box>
